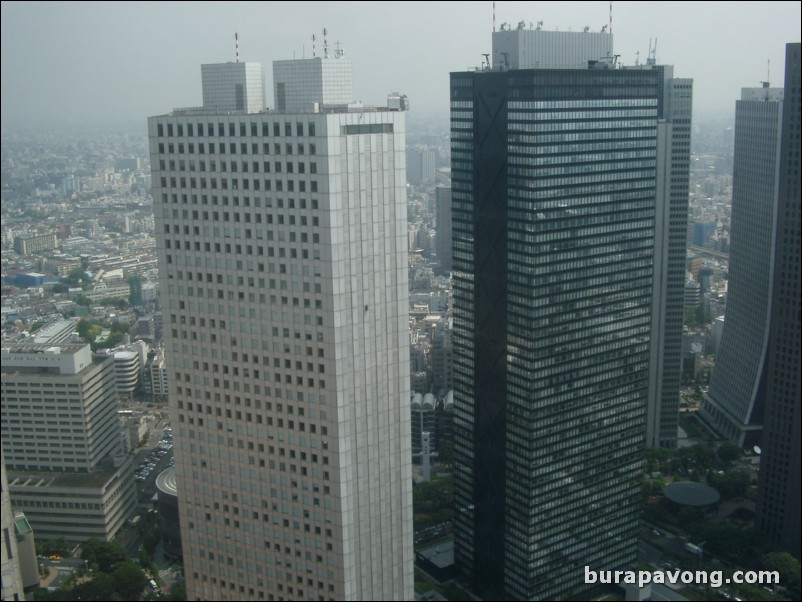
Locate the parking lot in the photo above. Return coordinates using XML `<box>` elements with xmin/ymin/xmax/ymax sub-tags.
<box><xmin>134</xmin><ymin>427</ymin><xmax>173</xmax><ymax>486</ymax></box>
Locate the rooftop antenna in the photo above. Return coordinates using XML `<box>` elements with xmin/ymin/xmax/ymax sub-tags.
<box><xmin>482</xmin><ymin>53</ymin><xmax>491</xmax><ymax>70</ymax></box>
<box><xmin>635</xmin><ymin>50</ymin><xmax>640</xmax><ymax>65</ymax></box>
<box><xmin>235</xmin><ymin>32</ymin><xmax>239</xmax><ymax>63</ymax></box>
<box><xmin>493</xmin><ymin>1</ymin><xmax>496</xmax><ymax>33</ymax></box>
<box><xmin>323</xmin><ymin>27</ymin><xmax>328</xmax><ymax>59</ymax></box>
<box><xmin>312</xmin><ymin>33</ymin><xmax>316</xmax><ymax>58</ymax></box>
<box><xmin>601</xmin><ymin>24</ymin><xmax>608</xmax><ymax>33</ymax></box>
<box><xmin>537</xmin><ymin>20</ymin><xmax>543</xmax><ymax>30</ymax></box>
<box><xmin>761</xmin><ymin>60</ymin><xmax>771</xmax><ymax>100</ymax></box>
<box><xmin>334</xmin><ymin>41</ymin><xmax>344</xmax><ymax>59</ymax></box>
<box><xmin>609</xmin><ymin>1</ymin><xmax>613</xmax><ymax>34</ymax></box>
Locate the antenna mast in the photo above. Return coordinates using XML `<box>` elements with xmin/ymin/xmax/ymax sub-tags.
<box><xmin>323</xmin><ymin>27</ymin><xmax>328</xmax><ymax>58</ymax></box>
<box><xmin>312</xmin><ymin>33</ymin><xmax>316</xmax><ymax>58</ymax></box>
<box><xmin>609</xmin><ymin>2</ymin><xmax>613</xmax><ymax>34</ymax></box>
<box><xmin>235</xmin><ymin>32</ymin><xmax>239</xmax><ymax>63</ymax></box>
<box><xmin>493</xmin><ymin>1</ymin><xmax>496</xmax><ymax>33</ymax></box>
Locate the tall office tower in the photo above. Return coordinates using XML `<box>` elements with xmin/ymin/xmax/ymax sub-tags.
<box><xmin>407</xmin><ymin>148</ymin><xmax>436</xmax><ymax>185</ymax></box>
<box><xmin>452</xmin><ymin>27</ymin><xmax>677</xmax><ymax>600</ymax></box>
<box><xmin>435</xmin><ymin>185</ymin><xmax>453</xmax><ymax>274</ymax></box>
<box><xmin>149</xmin><ymin>55</ymin><xmax>412</xmax><ymax>601</ymax></box>
<box><xmin>756</xmin><ymin>42</ymin><xmax>801</xmax><ymax>556</ymax></box>
<box><xmin>699</xmin><ymin>84</ymin><xmax>785</xmax><ymax>447</ymax></box>
<box><xmin>0</xmin><ymin>344</ymin><xmax>135</xmax><ymax>540</ymax></box>
<box><xmin>645</xmin><ymin>67</ymin><xmax>693</xmax><ymax>448</ymax></box>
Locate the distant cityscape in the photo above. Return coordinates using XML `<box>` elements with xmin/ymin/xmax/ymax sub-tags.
<box><xmin>1</xmin><ymin>20</ymin><xmax>799</xmax><ymax>602</ymax></box>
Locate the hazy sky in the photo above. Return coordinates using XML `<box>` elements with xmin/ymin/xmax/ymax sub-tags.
<box><xmin>2</xmin><ymin>1</ymin><xmax>800</xmax><ymax>129</ymax></box>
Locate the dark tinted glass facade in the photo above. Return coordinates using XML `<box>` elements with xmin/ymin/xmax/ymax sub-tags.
<box><xmin>701</xmin><ymin>90</ymin><xmax>784</xmax><ymax>447</ymax></box>
<box><xmin>451</xmin><ymin>68</ymin><xmax>658</xmax><ymax>600</ymax></box>
<box><xmin>756</xmin><ymin>42</ymin><xmax>801</xmax><ymax>557</ymax></box>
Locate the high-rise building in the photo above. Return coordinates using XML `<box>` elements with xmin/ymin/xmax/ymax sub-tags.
<box><xmin>699</xmin><ymin>84</ymin><xmax>785</xmax><ymax>447</ymax></box>
<box><xmin>645</xmin><ymin>67</ymin><xmax>693</xmax><ymax>448</ymax></box>
<box><xmin>435</xmin><ymin>185</ymin><xmax>453</xmax><ymax>274</ymax></box>
<box><xmin>407</xmin><ymin>148</ymin><xmax>436</xmax><ymax>186</ymax></box>
<box><xmin>451</xmin><ymin>27</ymin><xmax>689</xmax><ymax>600</ymax></box>
<box><xmin>149</xmin><ymin>55</ymin><xmax>413</xmax><ymax>600</ymax></box>
<box><xmin>756</xmin><ymin>42</ymin><xmax>801</xmax><ymax>557</ymax></box>
<box><xmin>0</xmin><ymin>344</ymin><xmax>136</xmax><ymax>541</ymax></box>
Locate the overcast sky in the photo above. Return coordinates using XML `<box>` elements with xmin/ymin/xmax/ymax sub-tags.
<box><xmin>2</xmin><ymin>1</ymin><xmax>800</xmax><ymax>130</ymax></box>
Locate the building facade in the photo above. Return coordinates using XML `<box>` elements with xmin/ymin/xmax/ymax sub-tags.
<box><xmin>645</xmin><ymin>67</ymin><xmax>693</xmax><ymax>448</ymax></box>
<box><xmin>700</xmin><ymin>84</ymin><xmax>785</xmax><ymax>447</ymax></box>
<box><xmin>452</xmin><ymin>29</ymin><xmax>667</xmax><ymax>600</ymax></box>
<box><xmin>1</xmin><ymin>449</ymin><xmax>25</xmax><ymax>602</ymax></box>
<box><xmin>0</xmin><ymin>344</ymin><xmax>135</xmax><ymax>541</ymax></box>
<box><xmin>149</xmin><ymin>56</ymin><xmax>412</xmax><ymax>601</ymax></box>
<box><xmin>13</xmin><ymin>233</ymin><xmax>58</xmax><ymax>256</ymax></box>
<box><xmin>435</xmin><ymin>185</ymin><xmax>453</xmax><ymax>274</ymax></box>
<box><xmin>756</xmin><ymin>42</ymin><xmax>801</xmax><ymax>556</ymax></box>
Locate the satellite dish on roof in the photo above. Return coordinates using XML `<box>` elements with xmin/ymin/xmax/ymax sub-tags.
<box><xmin>753</xmin><ymin>445</ymin><xmax>761</xmax><ymax>455</ymax></box>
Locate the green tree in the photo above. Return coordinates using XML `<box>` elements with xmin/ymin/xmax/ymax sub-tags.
<box><xmin>75</xmin><ymin>294</ymin><xmax>92</xmax><ymax>307</ymax></box>
<box><xmin>80</xmin><ymin>538</ymin><xmax>127</xmax><ymax>573</ymax></box>
<box><xmin>38</xmin><ymin>537</ymin><xmax>70</xmax><ymax>557</ymax></box>
<box><xmin>707</xmin><ymin>469</ymin><xmax>751</xmax><ymax>500</ymax></box>
<box><xmin>762</xmin><ymin>551</ymin><xmax>801</xmax><ymax>596</ymax></box>
<box><xmin>71</xmin><ymin>572</ymin><xmax>119</xmax><ymax>601</ymax></box>
<box><xmin>690</xmin><ymin>444</ymin><xmax>715</xmax><ymax>470</ymax></box>
<box><xmin>437</xmin><ymin>441</ymin><xmax>454</xmax><ymax>466</ymax></box>
<box><xmin>63</xmin><ymin>267</ymin><xmax>87</xmax><ymax>288</ymax></box>
<box><xmin>111</xmin><ymin>561</ymin><xmax>147</xmax><ymax>600</ymax></box>
<box><xmin>412</xmin><ymin>477</ymin><xmax>454</xmax><ymax>513</ymax></box>
<box><xmin>716</xmin><ymin>443</ymin><xmax>742</xmax><ymax>466</ymax></box>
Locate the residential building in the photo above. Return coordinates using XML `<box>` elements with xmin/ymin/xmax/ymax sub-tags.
<box><xmin>756</xmin><ymin>42</ymin><xmax>801</xmax><ymax>556</ymax></box>
<box><xmin>149</xmin><ymin>54</ymin><xmax>412</xmax><ymax>600</ymax></box>
<box><xmin>700</xmin><ymin>84</ymin><xmax>785</xmax><ymax>447</ymax></box>
<box><xmin>13</xmin><ymin>233</ymin><xmax>58</xmax><ymax>256</ymax></box>
<box><xmin>451</xmin><ymin>27</ymin><xmax>676</xmax><ymax>600</ymax></box>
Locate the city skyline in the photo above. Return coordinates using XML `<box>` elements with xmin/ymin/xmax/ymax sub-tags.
<box><xmin>1</xmin><ymin>1</ymin><xmax>800</xmax><ymax>129</ymax></box>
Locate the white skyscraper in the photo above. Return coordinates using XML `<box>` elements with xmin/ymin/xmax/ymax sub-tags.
<box><xmin>149</xmin><ymin>55</ymin><xmax>412</xmax><ymax>600</ymax></box>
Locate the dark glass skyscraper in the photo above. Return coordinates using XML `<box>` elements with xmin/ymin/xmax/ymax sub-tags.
<box><xmin>756</xmin><ymin>42</ymin><xmax>801</xmax><ymax>557</ymax></box>
<box><xmin>451</xmin><ymin>29</ymin><xmax>667</xmax><ymax>600</ymax></box>
<box><xmin>700</xmin><ymin>83</ymin><xmax>785</xmax><ymax>447</ymax></box>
